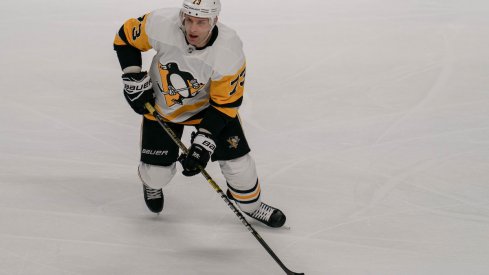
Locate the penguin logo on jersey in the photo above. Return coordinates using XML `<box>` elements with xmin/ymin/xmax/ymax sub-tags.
<box><xmin>227</xmin><ymin>136</ymin><xmax>240</xmax><ymax>149</ymax></box>
<box><xmin>157</xmin><ymin>62</ymin><xmax>204</xmax><ymax>107</ymax></box>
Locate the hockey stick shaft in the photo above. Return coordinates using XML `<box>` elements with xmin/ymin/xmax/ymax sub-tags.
<box><xmin>144</xmin><ymin>103</ymin><xmax>304</xmax><ymax>275</ymax></box>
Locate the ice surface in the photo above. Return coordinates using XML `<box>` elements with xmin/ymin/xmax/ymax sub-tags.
<box><xmin>1</xmin><ymin>0</ymin><xmax>489</xmax><ymax>274</ymax></box>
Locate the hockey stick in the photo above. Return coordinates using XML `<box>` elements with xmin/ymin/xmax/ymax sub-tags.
<box><xmin>144</xmin><ymin>103</ymin><xmax>304</xmax><ymax>275</ymax></box>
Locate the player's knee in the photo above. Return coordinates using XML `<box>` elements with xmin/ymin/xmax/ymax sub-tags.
<box><xmin>219</xmin><ymin>153</ymin><xmax>257</xmax><ymax>189</ymax></box>
<box><xmin>138</xmin><ymin>162</ymin><xmax>176</xmax><ymax>189</ymax></box>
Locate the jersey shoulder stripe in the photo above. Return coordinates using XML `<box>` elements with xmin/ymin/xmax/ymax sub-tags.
<box><xmin>114</xmin><ymin>14</ymin><xmax>152</xmax><ymax>52</ymax></box>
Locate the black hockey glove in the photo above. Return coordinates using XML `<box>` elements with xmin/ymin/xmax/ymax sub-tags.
<box><xmin>178</xmin><ymin>131</ymin><xmax>216</xmax><ymax>177</ymax></box>
<box><xmin>122</xmin><ymin>71</ymin><xmax>154</xmax><ymax>115</ymax></box>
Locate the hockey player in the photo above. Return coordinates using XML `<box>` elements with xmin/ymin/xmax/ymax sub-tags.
<box><xmin>113</xmin><ymin>0</ymin><xmax>286</xmax><ymax>228</ymax></box>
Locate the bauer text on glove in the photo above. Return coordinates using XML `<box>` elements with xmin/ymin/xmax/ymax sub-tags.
<box><xmin>122</xmin><ymin>71</ymin><xmax>154</xmax><ymax>115</ymax></box>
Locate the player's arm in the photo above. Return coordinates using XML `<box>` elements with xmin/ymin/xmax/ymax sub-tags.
<box><xmin>114</xmin><ymin>14</ymin><xmax>154</xmax><ymax>114</ymax></box>
<box><xmin>113</xmin><ymin>14</ymin><xmax>152</xmax><ymax>72</ymax></box>
<box><xmin>199</xmin><ymin>62</ymin><xmax>246</xmax><ymax>137</ymax></box>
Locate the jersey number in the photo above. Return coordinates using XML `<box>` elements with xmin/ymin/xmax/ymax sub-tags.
<box><xmin>230</xmin><ymin>67</ymin><xmax>246</xmax><ymax>96</ymax></box>
<box><xmin>132</xmin><ymin>24</ymin><xmax>141</xmax><ymax>40</ymax></box>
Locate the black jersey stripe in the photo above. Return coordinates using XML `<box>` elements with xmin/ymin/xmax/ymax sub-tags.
<box><xmin>117</xmin><ymin>25</ymin><xmax>130</xmax><ymax>45</ymax></box>
<box><xmin>210</xmin><ymin>96</ymin><xmax>243</xmax><ymax>108</ymax></box>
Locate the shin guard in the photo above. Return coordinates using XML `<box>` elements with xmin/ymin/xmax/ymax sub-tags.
<box><xmin>219</xmin><ymin>154</ymin><xmax>261</xmax><ymax>213</ymax></box>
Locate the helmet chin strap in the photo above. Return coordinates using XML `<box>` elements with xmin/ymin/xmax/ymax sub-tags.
<box><xmin>201</xmin><ymin>19</ymin><xmax>216</xmax><ymax>45</ymax></box>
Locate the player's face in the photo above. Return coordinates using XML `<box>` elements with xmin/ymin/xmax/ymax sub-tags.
<box><xmin>183</xmin><ymin>15</ymin><xmax>213</xmax><ymax>47</ymax></box>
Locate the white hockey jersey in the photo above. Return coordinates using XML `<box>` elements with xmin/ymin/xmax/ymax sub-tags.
<box><xmin>114</xmin><ymin>8</ymin><xmax>246</xmax><ymax>124</ymax></box>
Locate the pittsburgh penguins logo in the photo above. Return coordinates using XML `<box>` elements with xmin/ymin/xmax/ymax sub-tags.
<box><xmin>157</xmin><ymin>62</ymin><xmax>204</xmax><ymax>106</ymax></box>
<box><xmin>227</xmin><ymin>136</ymin><xmax>240</xmax><ymax>149</ymax></box>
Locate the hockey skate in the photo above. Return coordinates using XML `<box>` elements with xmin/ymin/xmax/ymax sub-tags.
<box><xmin>227</xmin><ymin>190</ymin><xmax>286</xmax><ymax>228</ymax></box>
<box><xmin>143</xmin><ymin>183</ymin><xmax>164</xmax><ymax>213</ymax></box>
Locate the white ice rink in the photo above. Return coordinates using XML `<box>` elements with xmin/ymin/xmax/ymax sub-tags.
<box><xmin>1</xmin><ymin>0</ymin><xmax>489</xmax><ymax>274</ymax></box>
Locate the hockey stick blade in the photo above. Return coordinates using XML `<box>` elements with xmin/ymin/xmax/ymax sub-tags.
<box><xmin>284</xmin><ymin>268</ymin><xmax>305</xmax><ymax>275</ymax></box>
